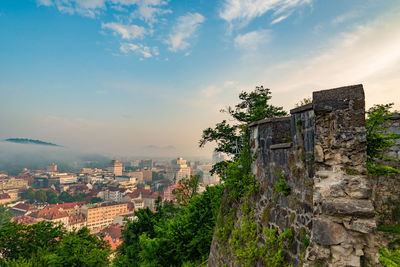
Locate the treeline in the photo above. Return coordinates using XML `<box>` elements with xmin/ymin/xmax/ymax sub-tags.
<box><xmin>21</xmin><ymin>188</ymin><xmax>101</xmax><ymax>204</ymax></box>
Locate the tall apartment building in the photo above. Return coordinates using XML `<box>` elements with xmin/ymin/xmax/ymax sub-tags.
<box><xmin>166</xmin><ymin>157</ymin><xmax>191</xmax><ymax>183</ymax></box>
<box><xmin>81</xmin><ymin>202</ymin><xmax>128</xmax><ymax>232</ymax></box>
<box><xmin>140</xmin><ymin>159</ymin><xmax>153</xmax><ymax>170</ymax></box>
<box><xmin>109</xmin><ymin>160</ymin><xmax>123</xmax><ymax>176</ymax></box>
<box><xmin>47</xmin><ymin>163</ymin><xmax>58</xmax><ymax>172</ymax></box>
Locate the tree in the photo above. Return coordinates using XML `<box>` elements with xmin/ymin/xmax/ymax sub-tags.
<box><xmin>172</xmin><ymin>174</ymin><xmax>201</xmax><ymax>205</ymax></box>
<box><xmin>59</xmin><ymin>191</ymin><xmax>74</xmax><ymax>203</ymax></box>
<box><xmin>0</xmin><ymin>222</ymin><xmax>111</xmax><ymax>266</ymax></box>
<box><xmin>0</xmin><ymin>221</ymin><xmax>65</xmax><ymax>261</ymax></box>
<box><xmin>113</xmin><ymin>185</ymin><xmax>223</xmax><ymax>267</ymax></box>
<box><xmin>34</xmin><ymin>190</ymin><xmax>47</xmax><ymax>203</ymax></box>
<box><xmin>21</xmin><ymin>188</ymin><xmax>35</xmax><ymax>203</ymax></box>
<box><xmin>200</xmin><ymin>86</ymin><xmax>287</xmax><ymax>158</ymax></box>
<box><xmin>46</xmin><ymin>190</ymin><xmax>59</xmax><ymax>204</ymax></box>
<box><xmin>0</xmin><ymin>205</ymin><xmax>12</xmax><ymax>228</ymax></box>
<box><xmin>51</xmin><ymin>227</ymin><xmax>111</xmax><ymax>266</ymax></box>
<box><xmin>200</xmin><ymin>86</ymin><xmax>286</xmax><ymax>200</ymax></box>
<box><xmin>366</xmin><ymin>103</ymin><xmax>400</xmax><ymax>175</ymax></box>
<box><xmin>89</xmin><ymin>197</ymin><xmax>103</xmax><ymax>204</ymax></box>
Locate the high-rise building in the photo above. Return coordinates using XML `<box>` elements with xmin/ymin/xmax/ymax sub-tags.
<box><xmin>140</xmin><ymin>159</ymin><xmax>153</xmax><ymax>170</ymax></box>
<box><xmin>47</xmin><ymin>163</ymin><xmax>58</xmax><ymax>172</ymax></box>
<box><xmin>109</xmin><ymin>160</ymin><xmax>123</xmax><ymax>176</ymax></box>
<box><xmin>166</xmin><ymin>157</ymin><xmax>191</xmax><ymax>183</ymax></box>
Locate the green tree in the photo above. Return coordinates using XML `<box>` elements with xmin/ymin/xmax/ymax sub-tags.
<box><xmin>59</xmin><ymin>192</ymin><xmax>74</xmax><ymax>203</ymax></box>
<box><xmin>0</xmin><ymin>205</ymin><xmax>13</xmax><ymax>228</ymax></box>
<box><xmin>34</xmin><ymin>190</ymin><xmax>47</xmax><ymax>203</ymax></box>
<box><xmin>366</xmin><ymin>103</ymin><xmax>400</xmax><ymax>175</ymax></box>
<box><xmin>46</xmin><ymin>190</ymin><xmax>59</xmax><ymax>204</ymax></box>
<box><xmin>172</xmin><ymin>174</ymin><xmax>201</xmax><ymax>205</ymax></box>
<box><xmin>21</xmin><ymin>188</ymin><xmax>35</xmax><ymax>203</ymax></box>
<box><xmin>113</xmin><ymin>185</ymin><xmax>223</xmax><ymax>267</ymax></box>
<box><xmin>0</xmin><ymin>222</ymin><xmax>111</xmax><ymax>266</ymax></box>
<box><xmin>51</xmin><ymin>227</ymin><xmax>111</xmax><ymax>266</ymax></box>
<box><xmin>0</xmin><ymin>221</ymin><xmax>64</xmax><ymax>261</ymax></box>
<box><xmin>89</xmin><ymin>197</ymin><xmax>103</xmax><ymax>204</ymax></box>
<box><xmin>200</xmin><ymin>86</ymin><xmax>286</xmax><ymax>158</ymax></box>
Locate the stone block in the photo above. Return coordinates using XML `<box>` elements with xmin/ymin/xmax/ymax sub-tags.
<box><xmin>343</xmin><ymin>218</ymin><xmax>376</xmax><ymax>233</ymax></box>
<box><xmin>321</xmin><ymin>199</ymin><xmax>374</xmax><ymax>218</ymax></box>
<box><xmin>312</xmin><ymin>217</ymin><xmax>349</xmax><ymax>245</ymax></box>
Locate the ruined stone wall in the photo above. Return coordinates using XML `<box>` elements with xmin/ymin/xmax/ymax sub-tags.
<box><xmin>208</xmin><ymin>85</ymin><xmax>398</xmax><ymax>267</ymax></box>
<box><xmin>373</xmin><ymin>114</ymin><xmax>400</xmax><ymax>226</ymax></box>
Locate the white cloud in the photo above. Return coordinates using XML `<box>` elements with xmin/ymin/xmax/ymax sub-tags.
<box><xmin>259</xmin><ymin>11</ymin><xmax>400</xmax><ymax>111</ymax></box>
<box><xmin>234</xmin><ymin>29</ymin><xmax>271</xmax><ymax>50</ymax></box>
<box><xmin>102</xmin><ymin>22</ymin><xmax>145</xmax><ymax>39</ymax></box>
<box><xmin>271</xmin><ymin>13</ymin><xmax>291</xmax><ymax>25</ymax></box>
<box><xmin>36</xmin><ymin>0</ymin><xmax>171</xmax><ymax>21</ymax></box>
<box><xmin>332</xmin><ymin>11</ymin><xmax>360</xmax><ymax>26</ymax></box>
<box><xmin>120</xmin><ymin>42</ymin><xmax>153</xmax><ymax>58</ymax></box>
<box><xmin>220</xmin><ymin>0</ymin><xmax>311</xmax><ymax>29</ymax></box>
<box><xmin>37</xmin><ymin>0</ymin><xmax>53</xmax><ymax>6</ymax></box>
<box><xmin>166</xmin><ymin>12</ymin><xmax>205</xmax><ymax>52</ymax></box>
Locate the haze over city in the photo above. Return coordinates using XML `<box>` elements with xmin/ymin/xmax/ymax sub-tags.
<box><xmin>1</xmin><ymin>0</ymin><xmax>399</xmax><ymax>158</ymax></box>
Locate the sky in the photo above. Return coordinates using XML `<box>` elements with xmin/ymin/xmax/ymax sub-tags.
<box><xmin>0</xmin><ymin>0</ymin><xmax>399</xmax><ymax>159</ymax></box>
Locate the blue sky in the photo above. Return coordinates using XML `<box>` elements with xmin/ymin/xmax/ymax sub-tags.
<box><xmin>1</xmin><ymin>0</ymin><xmax>399</xmax><ymax>158</ymax></box>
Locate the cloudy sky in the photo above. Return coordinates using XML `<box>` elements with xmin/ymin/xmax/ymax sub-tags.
<box><xmin>0</xmin><ymin>0</ymin><xmax>399</xmax><ymax>159</ymax></box>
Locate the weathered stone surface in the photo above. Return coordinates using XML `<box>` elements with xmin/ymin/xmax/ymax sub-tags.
<box><xmin>343</xmin><ymin>176</ymin><xmax>372</xmax><ymax>199</ymax></box>
<box><xmin>321</xmin><ymin>199</ymin><xmax>374</xmax><ymax>217</ymax></box>
<box><xmin>312</xmin><ymin>217</ymin><xmax>348</xmax><ymax>245</ymax></box>
<box><xmin>343</xmin><ymin>218</ymin><xmax>376</xmax><ymax>234</ymax></box>
<box><xmin>314</xmin><ymin>145</ymin><xmax>324</xmax><ymax>162</ymax></box>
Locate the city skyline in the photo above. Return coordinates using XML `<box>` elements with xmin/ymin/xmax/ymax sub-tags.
<box><xmin>1</xmin><ymin>0</ymin><xmax>400</xmax><ymax>158</ymax></box>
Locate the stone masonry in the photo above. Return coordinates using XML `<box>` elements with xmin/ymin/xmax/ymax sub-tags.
<box><xmin>208</xmin><ymin>84</ymin><xmax>399</xmax><ymax>267</ymax></box>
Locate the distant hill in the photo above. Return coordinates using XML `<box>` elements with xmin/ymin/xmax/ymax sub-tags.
<box><xmin>5</xmin><ymin>138</ymin><xmax>61</xmax><ymax>147</ymax></box>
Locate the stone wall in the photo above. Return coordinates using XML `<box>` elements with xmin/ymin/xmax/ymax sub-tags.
<box><xmin>373</xmin><ymin>114</ymin><xmax>400</xmax><ymax>226</ymax></box>
<box><xmin>208</xmin><ymin>84</ymin><xmax>398</xmax><ymax>267</ymax></box>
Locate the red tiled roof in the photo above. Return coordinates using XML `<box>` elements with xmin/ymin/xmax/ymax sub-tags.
<box><xmin>51</xmin><ymin>201</ymin><xmax>87</xmax><ymax>210</ymax></box>
<box><xmin>98</xmin><ymin>224</ymin><xmax>122</xmax><ymax>240</ymax></box>
<box><xmin>30</xmin><ymin>207</ymin><xmax>68</xmax><ymax>220</ymax></box>
<box><xmin>12</xmin><ymin>203</ymin><xmax>37</xmax><ymax>212</ymax></box>
<box><xmin>11</xmin><ymin>216</ymin><xmax>37</xmax><ymax>225</ymax></box>
<box><xmin>0</xmin><ymin>193</ymin><xmax>11</xmax><ymax>199</ymax></box>
<box><xmin>69</xmin><ymin>214</ymin><xmax>86</xmax><ymax>224</ymax></box>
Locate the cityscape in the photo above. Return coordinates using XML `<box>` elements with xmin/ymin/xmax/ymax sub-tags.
<box><xmin>1</xmin><ymin>0</ymin><xmax>400</xmax><ymax>266</ymax></box>
<box><xmin>0</xmin><ymin>153</ymin><xmax>224</xmax><ymax>249</ymax></box>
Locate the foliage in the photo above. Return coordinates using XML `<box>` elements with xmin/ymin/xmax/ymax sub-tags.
<box><xmin>114</xmin><ymin>185</ymin><xmax>223</xmax><ymax>267</ymax></box>
<box><xmin>379</xmin><ymin>247</ymin><xmax>400</xmax><ymax>267</ymax></box>
<box><xmin>0</xmin><ymin>221</ymin><xmax>111</xmax><ymax>266</ymax></box>
<box><xmin>229</xmin><ymin>207</ymin><xmax>293</xmax><ymax>267</ymax></box>
<box><xmin>200</xmin><ymin>86</ymin><xmax>287</xmax><ymax>158</ymax></box>
<box><xmin>0</xmin><ymin>221</ymin><xmax>65</xmax><ymax>261</ymax></box>
<box><xmin>295</xmin><ymin>97</ymin><xmax>312</xmax><ymax>108</ymax></box>
<box><xmin>21</xmin><ymin>188</ymin><xmax>35</xmax><ymax>203</ymax></box>
<box><xmin>89</xmin><ymin>196</ymin><xmax>103</xmax><ymax>204</ymax></box>
<box><xmin>366</xmin><ymin>103</ymin><xmax>400</xmax><ymax>176</ymax></box>
<box><xmin>377</xmin><ymin>224</ymin><xmax>400</xmax><ymax>235</ymax></box>
<box><xmin>273</xmin><ymin>172</ymin><xmax>291</xmax><ymax>196</ymax></box>
<box><xmin>34</xmin><ymin>190</ymin><xmax>47</xmax><ymax>203</ymax></box>
<box><xmin>0</xmin><ymin>205</ymin><xmax>13</xmax><ymax>228</ymax></box>
<box><xmin>46</xmin><ymin>190</ymin><xmax>60</xmax><ymax>204</ymax></box>
<box><xmin>152</xmin><ymin>171</ymin><xmax>165</xmax><ymax>181</ymax></box>
<box><xmin>172</xmin><ymin>174</ymin><xmax>201</xmax><ymax>205</ymax></box>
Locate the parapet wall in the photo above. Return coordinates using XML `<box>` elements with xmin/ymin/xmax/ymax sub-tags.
<box><xmin>250</xmin><ymin>85</ymin><xmax>377</xmax><ymax>266</ymax></box>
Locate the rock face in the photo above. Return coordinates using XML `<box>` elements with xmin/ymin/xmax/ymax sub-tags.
<box><xmin>208</xmin><ymin>85</ymin><xmax>399</xmax><ymax>267</ymax></box>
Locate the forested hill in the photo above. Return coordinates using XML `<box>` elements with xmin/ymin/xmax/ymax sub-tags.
<box><xmin>5</xmin><ymin>138</ymin><xmax>61</xmax><ymax>147</ymax></box>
